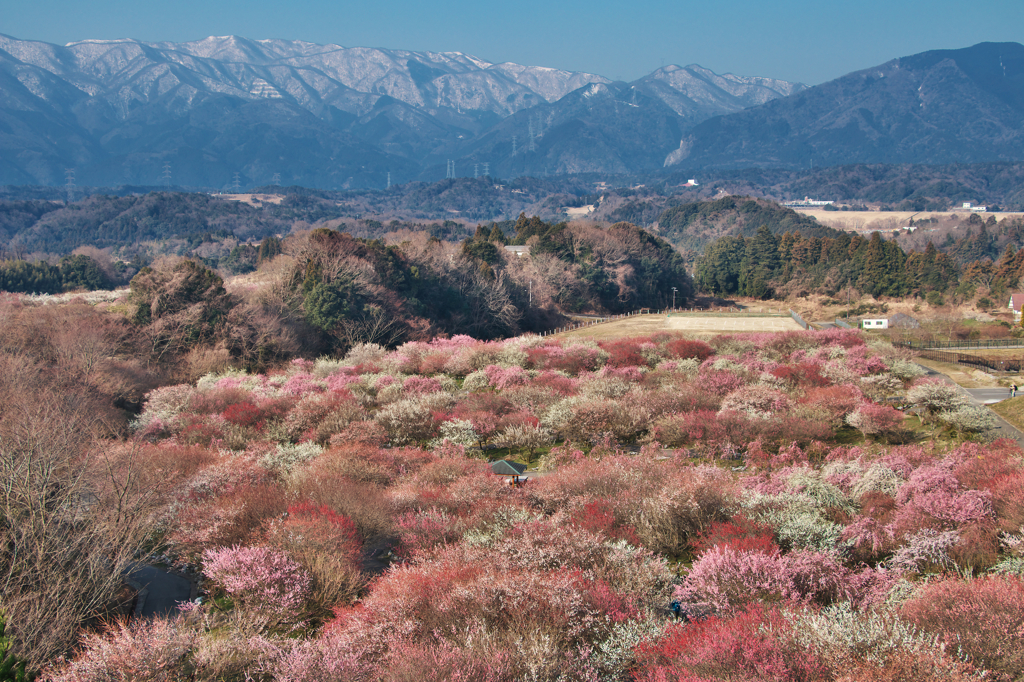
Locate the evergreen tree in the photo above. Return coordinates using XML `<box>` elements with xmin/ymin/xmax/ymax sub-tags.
<box><xmin>0</xmin><ymin>615</ymin><xmax>35</xmax><ymax>682</ymax></box>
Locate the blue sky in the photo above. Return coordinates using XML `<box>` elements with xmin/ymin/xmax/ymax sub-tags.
<box><xmin>2</xmin><ymin>0</ymin><xmax>1021</xmax><ymax>84</ymax></box>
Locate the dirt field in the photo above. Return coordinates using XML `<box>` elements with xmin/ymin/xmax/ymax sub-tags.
<box><xmin>557</xmin><ymin>313</ymin><xmax>804</xmax><ymax>340</ymax></box>
<box><xmin>666</xmin><ymin>314</ymin><xmax>805</xmax><ymax>333</ymax></box>
<box><xmin>794</xmin><ymin>209</ymin><xmax>1024</xmax><ymax>234</ymax></box>
<box><xmin>218</xmin><ymin>193</ymin><xmax>285</xmax><ymax>207</ymax></box>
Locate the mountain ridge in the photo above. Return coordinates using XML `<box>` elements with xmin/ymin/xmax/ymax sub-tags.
<box><xmin>0</xmin><ymin>33</ymin><xmax>804</xmax><ymax>187</ymax></box>
<box><xmin>667</xmin><ymin>41</ymin><xmax>1024</xmax><ymax>169</ymax></box>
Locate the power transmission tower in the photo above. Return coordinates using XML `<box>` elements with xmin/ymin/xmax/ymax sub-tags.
<box><xmin>446</xmin><ymin>160</ymin><xmax>455</xmax><ymax>179</ymax></box>
<box><xmin>386</xmin><ymin>172</ymin><xmax>391</xmax><ymax>190</ymax></box>
<box><xmin>512</xmin><ymin>136</ymin><xmax>517</xmax><ymax>156</ymax></box>
<box><xmin>527</xmin><ymin>119</ymin><xmax>536</xmax><ymax>152</ymax></box>
<box><xmin>232</xmin><ymin>172</ymin><xmax>241</xmax><ymax>193</ymax></box>
<box><xmin>271</xmin><ymin>172</ymin><xmax>281</xmax><ymax>186</ymax></box>
<box><xmin>64</xmin><ymin>168</ymin><xmax>76</xmax><ymax>204</ymax></box>
<box><xmin>482</xmin><ymin>162</ymin><xmax>489</xmax><ymax>177</ymax></box>
<box><xmin>161</xmin><ymin>162</ymin><xmax>172</xmax><ymax>187</ymax></box>
<box><xmin>474</xmin><ymin>163</ymin><xmax>479</xmax><ymax>179</ymax></box>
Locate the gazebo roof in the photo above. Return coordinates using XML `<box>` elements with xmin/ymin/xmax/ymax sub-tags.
<box><xmin>490</xmin><ymin>460</ymin><xmax>527</xmax><ymax>476</ymax></box>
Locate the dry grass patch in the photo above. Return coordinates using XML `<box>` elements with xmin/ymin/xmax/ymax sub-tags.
<box><xmin>556</xmin><ymin>313</ymin><xmax>805</xmax><ymax>340</ymax></box>
<box><xmin>991</xmin><ymin>396</ymin><xmax>1024</xmax><ymax>433</ymax></box>
<box><xmin>912</xmin><ymin>357</ymin><xmax>1001</xmax><ymax>389</ymax></box>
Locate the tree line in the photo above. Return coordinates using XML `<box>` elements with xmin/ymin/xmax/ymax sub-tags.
<box><xmin>696</xmin><ymin>226</ymin><xmax>959</xmax><ymax>300</ymax></box>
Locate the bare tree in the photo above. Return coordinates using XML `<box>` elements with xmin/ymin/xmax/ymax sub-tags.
<box><xmin>0</xmin><ymin>358</ymin><xmax>157</xmax><ymax>668</ymax></box>
<box><xmin>336</xmin><ymin>304</ymin><xmax>407</xmax><ymax>350</ymax></box>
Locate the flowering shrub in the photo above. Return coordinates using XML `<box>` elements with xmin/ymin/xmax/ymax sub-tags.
<box><xmin>403</xmin><ymin>375</ymin><xmax>441</xmax><ymax>395</ymax></box>
<box><xmin>664</xmin><ymin>338</ymin><xmax>714</xmax><ymax>362</ymax></box>
<box><xmin>265</xmin><ymin>503</ymin><xmax>364</xmax><ymax>608</ymax></box>
<box><xmin>675</xmin><ymin>545</ymin><xmax>856</xmax><ymax>613</ymax></box>
<box><xmin>54</xmin><ymin>328</ymin><xmax>1024</xmax><ymax>681</ymax></box>
<box><xmin>47</xmin><ymin>617</ymin><xmax>201</xmax><ymax>682</ymax></box>
<box><xmin>846</xmin><ymin>402</ymin><xmax>905</xmax><ymax>438</ymax></box>
<box><xmin>601</xmin><ymin>338</ymin><xmax>650</xmax><ymax>368</ymax></box>
<box><xmin>936</xmin><ymin>404</ymin><xmax>998</xmax><ymax>434</ymax></box>
<box><xmin>785</xmin><ymin>602</ymin><xmax>980</xmax><ymax>680</ymax></box>
<box><xmin>222</xmin><ymin>401</ymin><xmax>264</xmax><ymax>428</ymax></box>
<box><xmin>570</xmin><ymin>499</ymin><xmax>642</xmax><ymax>546</ymax></box>
<box><xmin>258</xmin><ymin>442</ymin><xmax>324</xmax><ymax>473</ymax></box>
<box><xmin>691</xmin><ymin>515</ymin><xmax>777</xmax><ymax>556</ymax></box>
<box><xmin>887</xmin><ymin>528</ymin><xmax>960</xmax><ymax>574</ymax></box>
<box><xmin>902</xmin><ymin>576</ymin><xmax>1024</xmax><ymax>680</ymax></box>
<box><xmin>428</xmin><ymin>418</ymin><xmax>479</xmax><ymax>449</ymax></box>
<box><xmin>770</xmin><ymin>361</ymin><xmax>829</xmax><ymax>388</ymax></box>
<box><xmin>633</xmin><ymin>605</ymin><xmax>827</xmax><ymax>682</ymax></box>
<box><xmin>719</xmin><ymin>385</ymin><xmax>790</xmax><ymax>420</ymax></box>
<box><xmin>202</xmin><ymin>545</ymin><xmax>312</xmax><ymax>614</ymax></box>
<box><xmin>483</xmin><ymin>364</ymin><xmax>530</xmax><ymax>390</ymax></box>
<box><xmin>905</xmin><ymin>379</ymin><xmax>970</xmax><ymax>423</ymax></box>
<box><xmin>800</xmin><ymin>384</ymin><xmax>863</xmax><ymax>428</ymax></box>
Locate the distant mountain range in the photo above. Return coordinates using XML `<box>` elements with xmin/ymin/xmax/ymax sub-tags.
<box><xmin>0</xmin><ymin>34</ymin><xmax>802</xmax><ymax>188</ymax></box>
<box><xmin>2</xmin><ymin>36</ymin><xmax>1022</xmax><ymax>190</ymax></box>
<box><xmin>667</xmin><ymin>42</ymin><xmax>1024</xmax><ymax>169</ymax></box>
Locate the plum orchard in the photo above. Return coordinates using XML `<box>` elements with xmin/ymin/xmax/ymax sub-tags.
<box><xmin>43</xmin><ymin>329</ymin><xmax>1024</xmax><ymax>681</ymax></box>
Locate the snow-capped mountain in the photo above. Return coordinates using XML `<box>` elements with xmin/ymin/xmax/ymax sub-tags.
<box><xmin>0</xmin><ymin>34</ymin><xmax>804</xmax><ymax>188</ymax></box>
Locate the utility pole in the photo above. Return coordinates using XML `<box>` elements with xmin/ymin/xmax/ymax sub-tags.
<box><xmin>672</xmin><ymin>286</ymin><xmax>677</xmax><ymax>310</ymax></box>
<box><xmin>64</xmin><ymin>168</ymin><xmax>76</xmax><ymax>204</ymax></box>
<box><xmin>529</xmin><ymin>280</ymin><xmax>533</xmax><ymax>307</ymax></box>
<box><xmin>847</xmin><ymin>279</ymin><xmax>851</xmax><ymax>320</ymax></box>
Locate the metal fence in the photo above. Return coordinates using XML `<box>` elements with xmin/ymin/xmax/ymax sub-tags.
<box><xmin>790</xmin><ymin>309</ymin><xmax>809</xmax><ymax>330</ymax></box>
<box><xmin>917</xmin><ymin>349</ymin><xmax>1024</xmax><ymax>373</ymax></box>
<box><xmin>834</xmin><ymin>319</ymin><xmax>854</xmax><ymax>330</ymax></box>
<box><xmin>897</xmin><ymin>339</ymin><xmax>1024</xmax><ymax>350</ymax></box>
<box><xmin>542</xmin><ymin>308</ymin><xmax>659</xmax><ymax>336</ymax></box>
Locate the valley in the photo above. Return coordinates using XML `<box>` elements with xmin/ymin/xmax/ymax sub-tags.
<box><xmin>5</xmin><ymin>25</ymin><xmax>1024</xmax><ymax>682</ymax></box>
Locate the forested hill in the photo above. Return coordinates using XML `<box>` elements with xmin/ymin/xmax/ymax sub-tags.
<box><xmin>648</xmin><ymin>196</ymin><xmax>843</xmax><ymax>263</ymax></box>
<box><xmin>0</xmin><ymin>192</ymin><xmax>334</xmax><ymax>254</ymax></box>
<box><xmin>694</xmin><ymin>215</ymin><xmax>1024</xmax><ymax>303</ymax></box>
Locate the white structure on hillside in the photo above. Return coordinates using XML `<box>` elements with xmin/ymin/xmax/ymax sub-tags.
<box><xmin>784</xmin><ymin>197</ymin><xmax>835</xmax><ymax>207</ymax></box>
<box><xmin>1009</xmin><ymin>293</ymin><xmax>1024</xmax><ymax>322</ymax></box>
<box><xmin>861</xmin><ymin>318</ymin><xmax>889</xmax><ymax>329</ymax></box>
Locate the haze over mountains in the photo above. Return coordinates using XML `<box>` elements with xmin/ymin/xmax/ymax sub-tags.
<box><xmin>1</xmin><ymin>35</ymin><xmax>1022</xmax><ymax>190</ymax></box>
<box><xmin>0</xmin><ymin>34</ymin><xmax>802</xmax><ymax>188</ymax></box>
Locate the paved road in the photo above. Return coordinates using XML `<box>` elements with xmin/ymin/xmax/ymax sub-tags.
<box><xmin>967</xmin><ymin>388</ymin><xmax>1015</xmax><ymax>404</ymax></box>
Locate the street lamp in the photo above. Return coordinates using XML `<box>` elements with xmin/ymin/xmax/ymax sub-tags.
<box><xmin>671</xmin><ymin>287</ymin><xmax>677</xmax><ymax>310</ymax></box>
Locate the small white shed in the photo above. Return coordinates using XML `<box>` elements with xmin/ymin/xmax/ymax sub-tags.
<box><xmin>861</xmin><ymin>318</ymin><xmax>889</xmax><ymax>329</ymax></box>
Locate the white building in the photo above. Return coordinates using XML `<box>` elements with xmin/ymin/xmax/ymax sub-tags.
<box><xmin>861</xmin><ymin>318</ymin><xmax>889</xmax><ymax>330</ymax></box>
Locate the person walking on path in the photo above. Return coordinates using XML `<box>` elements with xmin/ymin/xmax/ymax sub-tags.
<box><xmin>1013</xmin><ymin>384</ymin><xmax>1018</xmax><ymax>398</ymax></box>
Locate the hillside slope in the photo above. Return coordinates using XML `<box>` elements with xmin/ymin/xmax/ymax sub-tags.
<box><xmin>668</xmin><ymin>42</ymin><xmax>1024</xmax><ymax>169</ymax></box>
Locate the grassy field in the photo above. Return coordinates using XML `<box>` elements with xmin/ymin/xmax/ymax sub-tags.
<box><xmin>557</xmin><ymin>313</ymin><xmax>804</xmax><ymax>340</ymax></box>
<box><xmin>991</xmin><ymin>397</ymin><xmax>1024</xmax><ymax>433</ymax></box>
